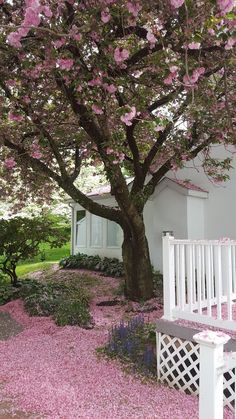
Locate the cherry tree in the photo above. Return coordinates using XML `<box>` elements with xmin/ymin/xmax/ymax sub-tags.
<box><xmin>0</xmin><ymin>0</ymin><xmax>235</xmax><ymax>300</ymax></box>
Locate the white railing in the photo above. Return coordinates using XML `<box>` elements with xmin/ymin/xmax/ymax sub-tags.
<box><xmin>194</xmin><ymin>330</ymin><xmax>235</xmax><ymax>419</ymax></box>
<box><xmin>163</xmin><ymin>234</ymin><xmax>236</xmax><ymax>331</ymax></box>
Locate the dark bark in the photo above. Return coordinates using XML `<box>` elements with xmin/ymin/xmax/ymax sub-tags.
<box><xmin>122</xmin><ymin>223</ymin><xmax>153</xmax><ymax>301</ymax></box>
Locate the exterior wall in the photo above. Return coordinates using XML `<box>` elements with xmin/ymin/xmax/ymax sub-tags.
<box><xmin>187</xmin><ymin>196</ymin><xmax>205</xmax><ymax>239</ymax></box>
<box><xmin>176</xmin><ymin>146</ymin><xmax>236</xmax><ymax>240</ymax></box>
<box><xmin>144</xmin><ymin>187</ymin><xmax>188</xmax><ymax>270</ymax></box>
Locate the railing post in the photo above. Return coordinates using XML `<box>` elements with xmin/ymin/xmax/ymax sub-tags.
<box><xmin>162</xmin><ymin>232</ymin><xmax>175</xmax><ymax>321</ymax></box>
<box><xmin>193</xmin><ymin>331</ymin><xmax>230</xmax><ymax>419</ymax></box>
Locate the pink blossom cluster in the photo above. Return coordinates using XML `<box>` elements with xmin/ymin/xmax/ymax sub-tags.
<box><xmin>225</xmin><ymin>37</ymin><xmax>236</xmax><ymax>49</ymax></box>
<box><xmin>146</xmin><ymin>30</ymin><xmax>157</xmax><ymax>47</ymax></box>
<box><xmin>114</xmin><ymin>47</ymin><xmax>130</xmax><ymax>64</ymax></box>
<box><xmin>188</xmin><ymin>42</ymin><xmax>201</xmax><ymax>49</ymax></box>
<box><xmin>7</xmin><ymin>0</ymin><xmax>52</xmax><ymax>48</ymax></box>
<box><xmin>127</xmin><ymin>2</ymin><xmax>142</xmax><ymax>17</ymax></box>
<box><xmin>30</xmin><ymin>141</ymin><xmax>42</xmax><ymax>159</ymax></box>
<box><xmin>170</xmin><ymin>0</ymin><xmax>185</xmax><ymax>8</ymax></box>
<box><xmin>120</xmin><ymin>106</ymin><xmax>136</xmax><ymax>126</ymax></box>
<box><xmin>56</xmin><ymin>58</ymin><xmax>74</xmax><ymax>71</ymax></box>
<box><xmin>4</xmin><ymin>157</ymin><xmax>16</xmax><ymax>170</ymax></box>
<box><xmin>92</xmin><ymin>104</ymin><xmax>103</xmax><ymax>114</ymax></box>
<box><xmin>8</xmin><ymin>112</ymin><xmax>23</xmax><ymax>122</ymax></box>
<box><xmin>183</xmin><ymin>67</ymin><xmax>205</xmax><ymax>86</ymax></box>
<box><xmin>217</xmin><ymin>0</ymin><xmax>236</xmax><ymax>14</ymax></box>
<box><xmin>101</xmin><ymin>8</ymin><xmax>111</xmax><ymax>23</ymax></box>
<box><xmin>164</xmin><ymin>66</ymin><xmax>179</xmax><ymax>85</ymax></box>
<box><xmin>106</xmin><ymin>147</ymin><xmax>125</xmax><ymax>164</ymax></box>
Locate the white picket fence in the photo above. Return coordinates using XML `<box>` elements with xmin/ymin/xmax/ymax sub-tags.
<box><xmin>163</xmin><ymin>234</ymin><xmax>236</xmax><ymax>331</ymax></box>
<box><xmin>194</xmin><ymin>330</ymin><xmax>236</xmax><ymax>419</ymax></box>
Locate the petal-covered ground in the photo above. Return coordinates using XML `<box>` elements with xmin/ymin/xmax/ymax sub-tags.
<box><xmin>0</xmin><ymin>271</ymin><xmax>233</xmax><ymax>419</ymax></box>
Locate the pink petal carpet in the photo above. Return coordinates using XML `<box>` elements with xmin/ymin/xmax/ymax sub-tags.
<box><xmin>0</xmin><ymin>272</ymin><xmax>233</xmax><ymax>419</ymax></box>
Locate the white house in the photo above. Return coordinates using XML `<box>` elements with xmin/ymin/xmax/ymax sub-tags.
<box><xmin>69</xmin><ymin>146</ymin><xmax>236</xmax><ymax>271</ymax></box>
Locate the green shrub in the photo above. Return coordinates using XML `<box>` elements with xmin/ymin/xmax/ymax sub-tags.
<box><xmin>59</xmin><ymin>253</ymin><xmax>124</xmax><ymax>277</ymax></box>
<box><xmin>0</xmin><ymin>283</ymin><xmax>19</xmax><ymax>305</ymax></box>
<box><xmin>54</xmin><ymin>298</ymin><xmax>92</xmax><ymax>327</ymax></box>
<box><xmin>20</xmin><ymin>279</ymin><xmax>92</xmax><ymax>328</ymax></box>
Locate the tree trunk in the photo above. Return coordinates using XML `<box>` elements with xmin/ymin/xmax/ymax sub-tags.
<box><xmin>122</xmin><ymin>226</ymin><xmax>153</xmax><ymax>301</ymax></box>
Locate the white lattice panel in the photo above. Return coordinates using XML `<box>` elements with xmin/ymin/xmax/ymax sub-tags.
<box><xmin>223</xmin><ymin>368</ymin><xmax>235</xmax><ymax>412</ymax></box>
<box><xmin>156</xmin><ymin>332</ymin><xmax>235</xmax><ymax>412</ymax></box>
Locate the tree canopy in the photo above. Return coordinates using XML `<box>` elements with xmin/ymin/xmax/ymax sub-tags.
<box><xmin>0</xmin><ymin>0</ymin><xmax>235</xmax><ymax>299</ymax></box>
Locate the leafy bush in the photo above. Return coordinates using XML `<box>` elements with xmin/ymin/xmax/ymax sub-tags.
<box><xmin>0</xmin><ymin>277</ymin><xmax>92</xmax><ymax>328</ymax></box>
<box><xmin>0</xmin><ymin>283</ymin><xmax>19</xmax><ymax>305</ymax></box>
<box><xmin>0</xmin><ymin>216</ymin><xmax>67</xmax><ymax>285</ymax></box>
<box><xmin>20</xmin><ymin>279</ymin><xmax>92</xmax><ymax>328</ymax></box>
<box><xmin>54</xmin><ymin>299</ymin><xmax>92</xmax><ymax>327</ymax></box>
<box><xmin>103</xmin><ymin>316</ymin><xmax>156</xmax><ymax>377</ymax></box>
<box><xmin>60</xmin><ymin>253</ymin><xmax>124</xmax><ymax>277</ymax></box>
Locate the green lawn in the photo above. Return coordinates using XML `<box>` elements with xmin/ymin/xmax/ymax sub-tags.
<box><xmin>16</xmin><ymin>242</ymin><xmax>70</xmax><ymax>277</ymax></box>
<box><xmin>19</xmin><ymin>242</ymin><xmax>70</xmax><ymax>264</ymax></box>
<box><xmin>16</xmin><ymin>261</ymin><xmax>57</xmax><ymax>277</ymax></box>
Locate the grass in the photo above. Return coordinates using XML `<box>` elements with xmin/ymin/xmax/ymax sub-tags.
<box><xmin>16</xmin><ymin>261</ymin><xmax>56</xmax><ymax>277</ymax></box>
<box><xmin>19</xmin><ymin>242</ymin><xmax>70</xmax><ymax>264</ymax></box>
<box><xmin>16</xmin><ymin>242</ymin><xmax>70</xmax><ymax>277</ymax></box>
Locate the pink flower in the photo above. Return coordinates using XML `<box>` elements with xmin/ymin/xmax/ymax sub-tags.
<box><xmin>183</xmin><ymin>67</ymin><xmax>205</xmax><ymax>86</ymax></box>
<box><xmin>103</xmin><ymin>83</ymin><xmax>117</xmax><ymax>93</ymax></box>
<box><xmin>92</xmin><ymin>104</ymin><xmax>103</xmax><ymax>114</ymax></box>
<box><xmin>225</xmin><ymin>37</ymin><xmax>236</xmax><ymax>49</ymax></box>
<box><xmin>88</xmin><ymin>78</ymin><xmax>102</xmax><ymax>87</ymax></box>
<box><xmin>154</xmin><ymin>125</ymin><xmax>164</xmax><ymax>132</ymax></box>
<box><xmin>8</xmin><ymin>112</ymin><xmax>23</xmax><ymax>122</ymax></box>
<box><xmin>217</xmin><ymin>0</ymin><xmax>235</xmax><ymax>14</ymax></box>
<box><xmin>164</xmin><ymin>74</ymin><xmax>174</xmax><ymax>85</ymax></box>
<box><xmin>188</xmin><ymin>42</ymin><xmax>201</xmax><ymax>49</ymax></box>
<box><xmin>30</xmin><ymin>142</ymin><xmax>42</xmax><ymax>159</ymax></box>
<box><xmin>101</xmin><ymin>8</ymin><xmax>111</xmax><ymax>23</ymax></box>
<box><xmin>23</xmin><ymin>7</ymin><xmax>41</xmax><ymax>27</ymax></box>
<box><xmin>4</xmin><ymin>157</ymin><xmax>16</xmax><ymax>170</ymax></box>
<box><xmin>121</xmin><ymin>106</ymin><xmax>136</xmax><ymax>126</ymax></box>
<box><xmin>114</xmin><ymin>48</ymin><xmax>130</xmax><ymax>64</ymax></box>
<box><xmin>7</xmin><ymin>32</ymin><xmax>22</xmax><ymax>48</ymax></box>
<box><xmin>57</xmin><ymin>58</ymin><xmax>74</xmax><ymax>70</ymax></box>
<box><xmin>164</xmin><ymin>67</ymin><xmax>179</xmax><ymax>85</ymax></box>
<box><xmin>53</xmin><ymin>38</ymin><xmax>66</xmax><ymax>49</ymax></box>
<box><xmin>146</xmin><ymin>30</ymin><xmax>157</xmax><ymax>45</ymax></box>
<box><xmin>127</xmin><ymin>2</ymin><xmax>142</xmax><ymax>17</ymax></box>
<box><xmin>42</xmin><ymin>5</ymin><xmax>52</xmax><ymax>18</ymax></box>
<box><xmin>170</xmin><ymin>0</ymin><xmax>185</xmax><ymax>8</ymax></box>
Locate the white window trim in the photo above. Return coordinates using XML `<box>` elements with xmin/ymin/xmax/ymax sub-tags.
<box><xmin>90</xmin><ymin>214</ymin><xmax>103</xmax><ymax>248</ymax></box>
<box><xmin>106</xmin><ymin>219</ymin><xmax>120</xmax><ymax>249</ymax></box>
<box><xmin>76</xmin><ymin>211</ymin><xmax>87</xmax><ymax>248</ymax></box>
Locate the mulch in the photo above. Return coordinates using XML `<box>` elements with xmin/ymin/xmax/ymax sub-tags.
<box><xmin>0</xmin><ymin>312</ymin><xmax>23</xmax><ymax>341</ymax></box>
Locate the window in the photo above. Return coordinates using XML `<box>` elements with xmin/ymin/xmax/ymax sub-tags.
<box><xmin>91</xmin><ymin>214</ymin><xmax>102</xmax><ymax>247</ymax></box>
<box><xmin>76</xmin><ymin>210</ymin><xmax>86</xmax><ymax>247</ymax></box>
<box><xmin>107</xmin><ymin>220</ymin><xmax>120</xmax><ymax>247</ymax></box>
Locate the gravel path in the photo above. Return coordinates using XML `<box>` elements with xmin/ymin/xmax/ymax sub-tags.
<box><xmin>0</xmin><ymin>312</ymin><xmax>23</xmax><ymax>341</ymax></box>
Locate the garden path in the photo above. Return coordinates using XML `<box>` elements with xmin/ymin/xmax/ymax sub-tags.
<box><xmin>0</xmin><ymin>268</ymin><xmax>233</xmax><ymax>419</ymax></box>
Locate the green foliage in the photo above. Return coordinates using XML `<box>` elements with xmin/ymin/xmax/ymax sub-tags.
<box><xmin>0</xmin><ymin>216</ymin><xmax>68</xmax><ymax>285</ymax></box>
<box><xmin>21</xmin><ymin>279</ymin><xmax>92</xmax><ymax>328</ymax></box>
<box><xmin>0</xmin><ymin>283</ymin><xmax>19</xmax><ymax>305</ymax></box>
<box><xmin>0</xmin><ymin>272</ymin><xmax>18</xmax><ymax>305</ymax></box>
<box><xmin>54</xmin><ymin>299</ymin><xmax>92</xmax><ymax>327</ymax></box>
<box><xmin>152</xmin><ymin>270</ymin><xmax>163</xmax><ymax>297</ymax></box>
<box><xmin>103</xmin><ymin>316</ymin><xmax>156</xmax><ymax>378</ymax></box>
<box><xmin>60</xmin><ymin>253</ymin><xmax>124</xmax><ymax>277</ymax></box>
